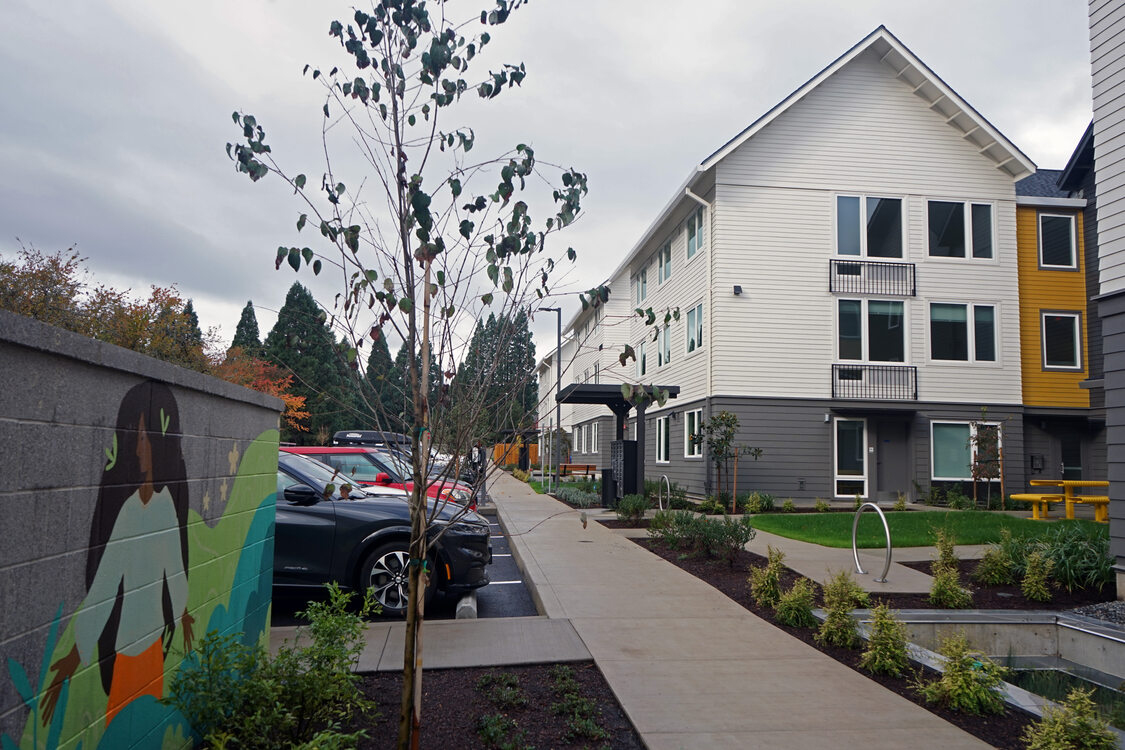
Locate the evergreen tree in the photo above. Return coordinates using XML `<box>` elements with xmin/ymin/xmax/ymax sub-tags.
<box><xmin>390</xmin><ymin>343</ymin><xmax>440</xmax><ymax>436</ymax></box>
<box><xmin>231</xmin><ymin>300</ymin><xmax>261</xmax><ymax>353</ymax></box>
<box><xmin>363</xmin><ymin>333</ymin><xmax>398</xmax><ymax>430</ymax></box>
<box><xmin>265</xmin><ymin>282</ymin><xmax>351</xmax><ymax>444</ymax></box>
<box><xmin>183</xmin><ymin>299</ymin><xmax>204</xmax><ymax>348</ymax></box>
<box><xmin>454</xmin><ymin>310</ymin><xmax>537</xmax><ymax>441</ymax></box>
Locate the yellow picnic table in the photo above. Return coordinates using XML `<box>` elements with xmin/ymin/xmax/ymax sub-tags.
<box><xmin>1022</xmin><ymin>479</ymin><xmax>1110</xmax><ymax>522</ymax></box>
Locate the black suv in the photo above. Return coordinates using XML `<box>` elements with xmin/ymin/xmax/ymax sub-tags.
<box><xmin>275</xmin><ymin>451</ymin><xmax>491</xmax><ymax>614</ymax></box>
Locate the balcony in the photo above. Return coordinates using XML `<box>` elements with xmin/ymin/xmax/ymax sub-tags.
<box><xmin>832</xmin><ymin>364</ymin><xmax>917</xmax><ymax>401</ymax></box>
<box><xmin>829</xmin><ymin>259</ymin><xmax>916</xmax><ymax>296</ymax></box>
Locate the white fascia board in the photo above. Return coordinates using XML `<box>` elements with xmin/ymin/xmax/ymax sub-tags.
<box><xmin>1015</xmin><ymin>196</ymin><xmax>1088</xmax><ymax>208</ymax></box>
<box><xmin>699</xmin><ymin>26</ymin><xmax>1036</xmax><ymax>180</ymax></box>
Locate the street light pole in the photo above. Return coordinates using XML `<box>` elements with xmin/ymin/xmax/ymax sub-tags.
<box><xmin>542</xmin><ymin>307</ymin><xmax>562</xmax><ymax>493</ymax></box>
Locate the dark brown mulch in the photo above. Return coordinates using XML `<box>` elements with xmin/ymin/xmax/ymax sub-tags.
<box><xmin>637</xmin><ymin>539</ymin><xmax>1039</xmax><ymax>750</ymax></box>
<box><xmin>597</xmin><ymin>517</ymin><xmax>648</xmax><ymax>529</ymax></box>
<box><xmin>354</xmin><ymin>661</ymin><xmax>644</xmax><ymax>749</ymax></box>
<box><xmin>892</xmin><ymin>559</ymin><xmax>1115</xmax><ymax>610</ymax></box>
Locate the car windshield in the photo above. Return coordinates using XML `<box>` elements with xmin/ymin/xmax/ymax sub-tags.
<box><xmin>285</xmin><ymin>453</ymin><xmax>367</xmax><ymax>497</ymax></box>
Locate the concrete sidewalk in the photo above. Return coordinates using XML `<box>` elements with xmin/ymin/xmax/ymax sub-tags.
<box><xmin>490</xmin><ymin>473</ymin><xmax>989</xmax><ymax>749</ymax></box>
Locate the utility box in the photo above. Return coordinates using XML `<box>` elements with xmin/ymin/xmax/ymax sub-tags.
<box><xmin>601</xmin><ymin>469</ymin><xmax>616</xmax><ymax>508</ymax></box>
<box><xmin>610</xmin><ymin>440</ymin><xmax>638</xmax><ymax>499</ymax></box>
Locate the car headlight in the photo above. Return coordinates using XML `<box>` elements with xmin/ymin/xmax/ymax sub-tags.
<box><xmin>451</xmin><ymin>488</ymin><xmax>471</xmax><ymax>504</ymax></box>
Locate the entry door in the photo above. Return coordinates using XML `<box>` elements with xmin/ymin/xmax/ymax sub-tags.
<box><xmin>875</xmin><ymin>420</ymin><xmax>910</xmax><ymax>502</ymax></box>
<box><xmin>1059</xmin><ymin>430</ymin><xmax>1083</xmax><ymax>480</ymax></box>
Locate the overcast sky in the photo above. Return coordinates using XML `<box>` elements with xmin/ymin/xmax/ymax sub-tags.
<box><xmin>0</xmin><ymin>1</ymin><xmax>1094</xmax><ymax>357</ymax></box>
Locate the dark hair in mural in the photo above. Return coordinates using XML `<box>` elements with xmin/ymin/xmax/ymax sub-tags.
<box><xmin>86</xmin><ymin>381</ymin><xmax>188</xmax><ymax>693</ymax></box>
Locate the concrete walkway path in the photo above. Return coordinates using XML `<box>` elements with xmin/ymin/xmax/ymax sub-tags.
<box><xmin>490</xmin><ymin>473</ymin><xmax>989</xmax><ymax>749</ymax></box>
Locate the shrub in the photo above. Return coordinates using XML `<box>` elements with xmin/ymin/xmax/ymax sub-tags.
<box><xmin>916</xmin><ymin>631</ymin><xmax>1007</xmax><ymax>715</ymax></box>
<box><xmin>816</xmin><ymin>571</ymin><xmax>869</xmax><ymax>649</ymax></box>
<box><xmin>749</xmin><ymin>546</ymin><xmax>786</xmax><ymax>607</ymax></box>
<box><xmin>554</xmin><ymin>485</ymin><xmax>600</xmax><ymax>508</ymax></box>
<box><xmin>706</xmin><ymin>515</ymin><xmax>756</xmax><ymax>565</ymax></box>
<box><xmin>667</xmin><ymin>483</ymin><xmax>692</xmax><ymax>510</ymax></box>
<box><xmin>476</xmin><ymin>714</ymin><xmax>519</xmax><ymax>748</ymax></box>
<box><xmin>973</xmin><ymin>529</ymin><xmax>1017</xmax><ymax>585</ymax></box>
<box><xmin>859</xmin><ymin>604</ymin><xmax>910</xmax><ymax>677</ymax></box>
<box><xmin>1021</xmin><ymin>550</ymin><xmax>1054</xmax><ymax>602</ymax></box>
<box><xmin>616</xmin><ymin>493</ymin><xmax>650</xmax><ymax>525</ymax></box>
<box><xmin>647</xmin><ymin>509</ymin><xmax>704</xmax><ymax>550</ymax></box>
<box><xmin>932</xmin><ymin>528</ymin><xmax>959</xmax><ymax>574</ymax></box>
<box><xmin>1042</xmin><ymin>523</ymin><xmax>1113</xmax><ymax>592</ymax></box>
<box><xmin>511</xmin><ymin>468</ymin><xmax>530</xmax><ymax>482</ymax></box>
<box><xmin>742</xmin><ymin>491</ymin><xmax>775</xmax><ymax>513</ymax></box>
<box><xmin>476</xmin><ymin>671</ymin><xmax>528</xmax><ymax>709</ymax></box>
<box><xmin>697</xmin><ymin>496</ymin><xmax>726</xmax><ymax>515</ymax></box>
<box><xmin>893</xmin><ymin>493</ymin><xmax>907</xmax><ymax>512</ymax></box>
<box><xmin>1022</xmin><ymin>687</ymin><xmax>1117</xmax><ymax>750</ymax></box>
<box><xmin>782</xmin><ymin>498</ymin><xmax>796</xmax><ymax>513</ymax></box>
<box><xmin>775</xmin><ymin>579</ymin><xmax>818</xmax><ymax>628</ymax></box>
<box><xmin>853</xmin><ymin>494</ymin><xmax>863</xmax><ymax>510</ymax></box>
<box><xmin>945</xmin><ymin>487</ymin><xmax>973</xmax><ymax>510</ymax></box>
<box><xmin>929</xmin><ymin>566</ymin><xmax>973</xmax><ymax>608</ymax></box>
<box><xmin>163</xmin><ymin>584</ymin><xmax>377</xmax><ymax>749</ymax></box>
<box><xmin>814</xmin><ymin>498</ymin><xmax>831</xmax><ymax>513</ymax></box>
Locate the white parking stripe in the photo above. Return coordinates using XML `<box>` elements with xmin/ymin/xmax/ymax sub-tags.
<box><xmin>488</xmin><ymin>580</ymin><xmax>523</xmax><ymax>585</ymax></box>
<box><xmin>491</xmin><ymin>553</ymin><xmax>512</xmax><ymax>558</ymax></box>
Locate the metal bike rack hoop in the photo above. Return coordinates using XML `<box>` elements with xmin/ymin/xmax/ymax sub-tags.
<box><xmin>657</xmin><ymin>474</ymin><xmax>671</xmax><ymax>511</ymax></box>
<box><xmin>852</xmin><ymin>502</ymin><xmax>892</xmax><ymax>583</ymax></box>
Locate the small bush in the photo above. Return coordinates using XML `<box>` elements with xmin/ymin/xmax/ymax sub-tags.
<box><xmin>932</xmin><ymin>528</ymin><xmax>960</xmax><ymax>574</ymax></box>
<box><xmin>775</xmin><ymin>579</ymin><xmax>818</xmax><ymax>628</ymax></box>
<box><xmin>916</xmin><ymin>631</ymin><xmax>1007</xmax><ymax>715</ymax></box>
<box><xmin>647</xmin><ymin>509</ymin><xmax>704</xmax><ymax>550</ymax></box>
<box><xmin>859</xmin><ymin>604</ymin><xmax>910</xmax><ymax>677</ymax></box>
<box><xmin>893</xmin><ymin>493</ymin><xmax>907</xmax><ymax>512</ymax></box>
<box><xmin>853</xmin><ymin>494</ymin><xmax>863</xmax><ymax>510</ymax></box>
<box><xmin>749</xmin><ymin>546</ymin><xmax>786</xmax><ymax>607</ymax></box>
<box><xmin>697</xmin><ymin>496</ymin><xmax>726</xmax><ymax>515</ymax></box>
<box><xmin>973</xmin><ymin>529</ymin><xmax>1017</xmax><ymax>585</ymax></box>
<box><xmin>929</xmin><ymin>566</ymin><xmax>973</xmax><ymax>608</ymax></box>
<box><xmin>1043</xmin><ymin>523</ymin><xmax>1113</xmax><ymax>592</ymax></box>
<box><xmin>816</xmin><ymin>571</ymin><xmax>869</xmax><ymax>649</ymax></box>
<box><xmin>511</xmin><ymin>468</ymin><xmax>530</xmax><ymax>483</ymax></box>
<box><xmin>822</xmin><ymin>569</ymin><xmax>871</xmax><ymax>609</ymax></box>
<box><xmin>476</xmin><ymin>671</ymin><xmax>528</xmax><ymax>709</ymax></box>
<box><xmin>782</xmin><ymin>498</ymin><xmax>796</xmax><ymax>513</ymax></box>
<box><xmin>741</xmin><ymin>491</ymin><xmax>775</xmax><ymax>513</ymax></box>
<box><xmin>706</xmin><ymin>515</ymin><xmax>756</xmax><ymax>565</ymax></box>
<box><xmin>554</xmin><ymin>485</ymin><xmax>600</xmax><ymax>508</ymax></box>
<box><xmin>616</xmin><ymin>493</ymin><xmax>650</xmax><ymax>525</ymax></box>
<box><xmin>1022</xmin><ymin>687</ymin><xmax>1117</xmax><ymax>750</ymax></box>
<box><xmin>945</xmin><ymin>487</ymin><xmax>973</xmax><ymax>510</ymax></box>
<box><xmin>814</xmin><ymin>498</ymin><xmax>831</xmax><ymax>513</ymax></box>
<box><xmin>477</xmin><ymin>714</ymin><xmax>519</xmax><ymax>748</ymax></box>
<box><xmin>1021</xmin><ymin>550</ymin><xmax>1054</xmax><ymax>602</ymax></box>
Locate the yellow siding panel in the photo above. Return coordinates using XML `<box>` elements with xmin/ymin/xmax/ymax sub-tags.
<box><xmin>1016</xmin><ymin>206</ymin><xmax>1089</xmax><ymax>408</ymax></box>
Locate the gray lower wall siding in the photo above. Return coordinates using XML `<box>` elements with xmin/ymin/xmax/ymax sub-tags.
<box><xmin>1099</xmin><ymin>293</ymin><xmax>1125</xmax><ymax>579</ymax></box>
<box><xmin>0</xmin><ymin>311</ymin><xmax>282</xmax><ymax>748</ymax></box>
<box><xmin>637</xmin><ymin>395</ymin><xmax>1026</xmax><ymax>502</ymax></box>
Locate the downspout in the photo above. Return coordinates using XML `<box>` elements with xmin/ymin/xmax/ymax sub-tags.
<box><xmin>685</xmin><ymin>186</ymin><xmax>713</xmax><ymax>494</ymax></box>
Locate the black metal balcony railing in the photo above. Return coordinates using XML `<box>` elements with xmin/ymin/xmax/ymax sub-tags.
<box><xmin>829</xmin><ymin>259</ymin><xmax>916</xmax><ymax>296</ymax></box>
<box><xmin>832</xmin><ymin>364</ymin><xmax>918</xmax><ymax>401</ymax></box>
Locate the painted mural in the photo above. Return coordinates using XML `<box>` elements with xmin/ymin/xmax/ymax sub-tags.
<box><xmin>2</xmin><ymin>382</ymin><xmax>278</xmax><ymax>750</ymax></box>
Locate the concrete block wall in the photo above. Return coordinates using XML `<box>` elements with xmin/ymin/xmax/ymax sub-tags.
<box><xmin>0</xmin><ymin>310</ymin><xmax>281</xmax><ymax>750</ymax></box>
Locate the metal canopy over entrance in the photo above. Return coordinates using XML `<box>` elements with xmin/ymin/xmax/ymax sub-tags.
<box><xmin>556</xmin><ymin>383</ymin><xmax>680</xmax><ymax>495</ymax></box>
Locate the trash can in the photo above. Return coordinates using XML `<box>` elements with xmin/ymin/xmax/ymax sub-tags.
<box><xmin>601</xmin><ymin>469</ymin><xmax>616</xmax><ymax>509</ymax></box>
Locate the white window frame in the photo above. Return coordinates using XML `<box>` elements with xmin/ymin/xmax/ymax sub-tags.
<box><xmin>1041</xmin><ymin>311</ymin><xmax>1082</xmax><ymax>370</ymax></box>
<box><xmin>591</xmin><ymin>422</ymin><xmax>599</xmax><ymax>454</ymax></box>
<box><xmin>656</xmin><ymin>415</ymin><xmax>670</xmax><ymax>464</ymax></box>
<box><xmin>593</xmin><ymin>362</ymin><xmax>599</xmax><ymax>384</ymax></box>
<box><xmin>686</xmin><ymin>302</ymin><xmax>704</xmax><ymax>354</ymax></box>
<box><xmin>834</xmin><ymin>194</ymin><xmax>905</xmax><ymax>259</ymax></box>
<box><xmin>686</xmin><ymin>206</ymin><xmax>705</xmax><ymax>261</ymax></box>
<box><xmin>1038</xmin><ymin>214</ymin><xmax>1078</xmax><ymax>270</ymax></box>
<box><xmin>637</xmin><ymin>340</ymin><xmax>647</xmax><ymax>377</ymax></box>
<box><xmin>928</xmin><ymin>302</ymin><xmax>997</xmax><ymax>363</ymax></box>
<box><xmin>638</xmin><ymin>266</ymin><xmax>648</xmax><ymax>302</ymax></box>
<box><xmin>926</xmin><ymin>199</ymin><xmax>996</xmax><ymax>260</ymax></box>
<box><xmin>684</xmin><ymin>408</ymin><xmax>703</xmax><ymax>458</ymax></box>
<box><xmin>833</xmin><ymin>417</ymin><xmax>867</xmax><ymax>498</ymax></box>
<box><xmin>836</xmin><ymin>298</ymin><xmax>906</xmax><ymax>363</ymax></box>
<box><xmin>657</xmin><ymin>241</ymin><xmax>672</xmax><ymax>283</ymax></box>
<box><xmin>931</xmin><ymin>420</ymin><xmax>1002</xmax><ymax>482</ymax></box>
<box><xmin>657</xmin><ymin>323</ymin><xmax>671</xmax><ymax>367</ymax></box>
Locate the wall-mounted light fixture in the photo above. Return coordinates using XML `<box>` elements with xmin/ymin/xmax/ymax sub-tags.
<box><xmin>824</xmin><ymin>413</ymin><xmax>831</xmax><ymax>423</ymax></box>
<box><xmin>733</xmin><ymin>285</ymin><xmax>743</xmax><ymax>296</ymax></box>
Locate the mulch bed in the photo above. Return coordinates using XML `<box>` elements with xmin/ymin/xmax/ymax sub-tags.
<box><xmin>354</xmin><ymin>662</ymin><xmax>644</xmax><ymax>749</ymax></box>
<box><xmin>891</xmin><ymin>559</ymin><xmax>1116</xmax><ymax>610</ymax></box>
<box><xmin>637</xmin><ymin>539</ymin><xmax>1041</xmax><ymax>749</ymax></box>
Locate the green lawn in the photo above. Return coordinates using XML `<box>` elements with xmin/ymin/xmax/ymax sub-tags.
<box><xmin>750</xmin><ymin>511</ymin><xmax>1104</xmax><ymax>548</ymax></box>
<box><xmin>528</xmin><ymin>479</ymin><xmax>547</xmax><ymax>494</ymax></box>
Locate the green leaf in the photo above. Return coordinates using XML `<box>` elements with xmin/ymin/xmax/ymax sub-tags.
<box><xmin>297</xmin><ymin>214</ymin><xmax>307</xmax><ymax>231</ymax></box>
<box><xmin>459</xmin><ymin>219</ymin><xmax>474</xmax><ymax>239</ymax></box>
<box><xmin>436</xmin><ymin>270</ymin><xmax>446</xmax><ymax>285</ymax></box>
<box><xmin>287</xmin><ymin>247</ymin><xmax>301</xmax><ymax>271</ymax></box>
<box><xmin>481</xmin><ymin>293</ymin><xmax>493</xmax><ymax>305</ymax></box>
<box><xmin>295</xmin><ymin>174</ymin><xmax>307</xmax><ymax>189</ymax></box>
<box><xmin>618</xmin><ymin>344</ymin><xmax>635</xmax><ymax>367</ymax></box>
<box><xmin>323</xmin><ymin>103</ymin><xmax>330</xmax><ymax>118</ymax></box>
<box><xmin>399</xmin><ymin>298</ymin><xmax>414</xmax><ymax>313</ymax></box>
<box><xmin>365</xmin><ymin>269</ymin><xmax>378</xmax><ymax>282</ymax></box>
<box><xmin>566</xmin><ymin>248</ymin><xmax>576</xmax><ymax>261</ymax></box>
<box><xmin>301</xmin><ymin>247</ymin><xmax>313</xmax><ymax>264</ymax></box>
<box><xmin>620</xmin><ymin>383</ymin><xmax>634</xmax><ymax>402</ymax></box>
<box><xmin>408</xmin><ymin>114</ymin><xmax>416</xmax><ymax>126</ymax></box>
<box><xmin>449</xmin><ymin>178</ymin><xmax>462</xmax><ymax>197</ymax></box>
<box><xmin>313</xmin><ymin>259</ymin><xmax>322</xmax><ymax>275</ymax></box>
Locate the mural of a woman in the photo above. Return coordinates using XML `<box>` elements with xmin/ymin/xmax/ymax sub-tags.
<box><xmin>41</xmin><ymin>381</ymin><xmax>194</xmax><ymax>727</ymax></box>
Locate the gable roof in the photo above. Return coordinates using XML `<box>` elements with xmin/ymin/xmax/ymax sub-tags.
<box><xmin>700</xmin><ymin>26</ymin><xmax>1035</xmax><ymax>180</ymax></box>
<box><xmin>1016</xmin><ymin>169</ymin><xmax>1067</xmax><ymax>198</ymax></box>
<box><xmin>1058</xmin><ymin>122</ymin><xmax>1094</xmax><ymax>194</ymax></box>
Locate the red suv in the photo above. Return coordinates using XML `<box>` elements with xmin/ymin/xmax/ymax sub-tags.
<box><xmin>281</xmin><ymin>446</ymin><xmax>476</xmax><ymax>509</ymax></box>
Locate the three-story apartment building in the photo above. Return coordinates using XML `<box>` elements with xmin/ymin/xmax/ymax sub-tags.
<box><xmin>541</xmin><ymin>27</ymin><xmax>1041</xmax><ymax>501</ymax></box>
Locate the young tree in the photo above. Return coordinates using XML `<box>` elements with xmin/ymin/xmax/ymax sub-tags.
<box><xmin>231</xmin><ymin>300</ymin><xmax>262</xmax><ymax>353</ymax></box>
<box><xmin>225</xmin><ymin>3</ymin><xmax>593</xmax><ymax>745</ymax></box>
<box><xmin>213</xmin><ymin>346</ymin><xmax>311</xmax><ymax>431</ymax></box>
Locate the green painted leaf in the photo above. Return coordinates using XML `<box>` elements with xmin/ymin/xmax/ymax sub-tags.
<box><xmin>7</xmin><ymin>658</ymin><xmax>32</xmax><ymax>705</ymax></box>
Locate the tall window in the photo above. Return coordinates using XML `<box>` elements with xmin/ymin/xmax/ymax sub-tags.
<box><xmin>1039</xmin><ymin>214</ymin><xmax>1077</xmax><ymax>269</ymax></box>
<box><xmin>834</xmin><ymin>418</ymin><xmax>866</xmax><ymax>496</ymax></box>
<box><xmin>836</xmin><ymin>196</ymin><xmax>902</xmax><ymax>257</ymax></box>
<box><xmin>932</xmin><ymin>421</ymin><xmax>1001</xmax><ymax>481</ymax></box>
<box><xmin>1042</xmin><ymin>312</ymin><xmax>1081</xmax><ymax>369</ymax></box>
<box><xmin>593</xmin><ymin>361</ymin><xmax>599</xmax><ymax>383</ymax></box>
<box><xmin>838</xmin><ymin>299</ymin><xmax>904</xmax><ymax>362</ymax></box>
<box><xmin>590</xmin><ymin>422</ymin><xmax>599</xmax><ymax>454</ymax></box>
<box><xmin>657</xmin><ymin>241</ymin><xmax>672</xmax><ymax>282</ymax></box>
<box><xmin>928</xmin><ymin>201</ymin><xmax>993</xmax><ymax>258</ymax></box>
<box><xmin>636</xmin><ymin>267</ymin><xmax>648</xmax><ymax>302</ymax></box>
<box><xmin>685</xmin><ymin>409</ymin><xmax>703</xmax><ymax>457</ymax></box>
<box><xmin>637</xmin><ymin>340</ymin><xmax>647</xmax><ymax>377</ymax></box>
<box><xmin>656</xmin><ymin>416</ymin><xmax>670</xmax><ymax>464</ymax></box>
<box><xmin>686</xmin><ymin>207</ymin><xmax>705</xmax><ymax>260</ymax></box>
<box><xmin>577</xmin><ymin>425</ymin><xmax>585</xmax><ymax>454</ymax></box>
<box><xmin>929</xmin><ymin>303</ymin><xmax>996</xmax><ymax>362</ymax></box>
<box><xmin>657</xmin><ymin>324</ymin><xmax>671</xmax><ymax>366</ymax></box>
<box><xmin>687</xmin><ymin>302</ymin><xmax>704</xmax><ymax>353</ymax></box>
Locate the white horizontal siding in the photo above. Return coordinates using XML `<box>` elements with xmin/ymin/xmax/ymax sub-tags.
<box><xmin>1094</xmin><ymin>0</ymin><xmax>1125</xmax><ymax>295</ymax></box>
<box><xmin>717</xmin><ymin>48</ymin><xmax>1015</xmax><ymax>200</ymax></box>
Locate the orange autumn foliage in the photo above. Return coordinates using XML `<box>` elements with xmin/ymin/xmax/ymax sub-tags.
<box><xmin>214</xmin><ymin>347</ymin><xmax>310</xmax><ymax>431</ymax></box>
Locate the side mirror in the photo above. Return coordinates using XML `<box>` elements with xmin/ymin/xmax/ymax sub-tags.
<box><xmin>375</xmin><ymin>472</ymin><xmax>392</xmax><ymax>485</ymax></box>
<box><xmin>283</xmin><ymin>484</ymin><xmax>319</xmax><ymax>505</ymax></box>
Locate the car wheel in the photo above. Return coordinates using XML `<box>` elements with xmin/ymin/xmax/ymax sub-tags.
<box><xmin>359</xmin><ymin>542</ymin><xmax>434</xmax><ymax>616</ymax></box>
